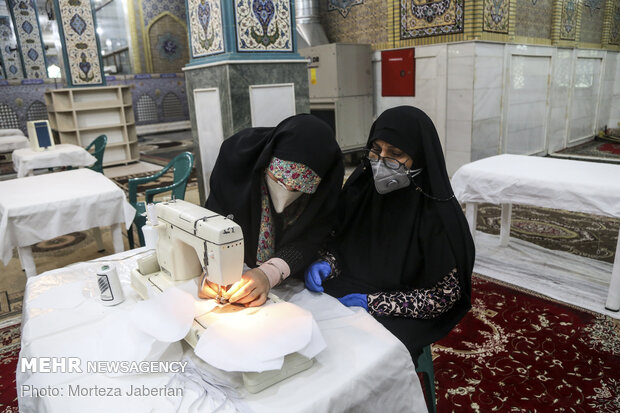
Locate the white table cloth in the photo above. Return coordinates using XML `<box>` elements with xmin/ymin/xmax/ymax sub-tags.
<box><xmin>16</xmin><ymin>249</ymin><xmax>427</xmax><ymax>413</ymax></box>
<box><xmin>12</xmin><ymin>144</ymin><xmax>97</xmax><ymax>178</ymax></box>
<box><xmin>0</xmin><ymin>169</ymin><xmax>135</xmax><ymax>277</ymax></box>
<box><xmin>451</xmin><ymin>154</ymin><xmax>620</xmax><ymax>311</ymax></box>
<box><xmin>0</xmin><ymin>135</ymin><xmax>29</xmax><ymax>153</ymax></box>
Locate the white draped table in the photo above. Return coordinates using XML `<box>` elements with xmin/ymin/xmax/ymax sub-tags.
<box><xmin>12</xmin><ymin>144</ymin><xmax>97</xmax><ymax>178</ymax></box>
<box><xmin>16</xmin><ymin>249</ymin><xmax>427</xmax><ymax>413</ymax></box>
<box><xmin>451</xmin><ymin>154</ymin><xmax>620</xmax><ymax>311</ymax></box>
<box><xmin>0</xmin><ymin>169</ymin><xmax>135</xmax><ymax>277</ymax></box>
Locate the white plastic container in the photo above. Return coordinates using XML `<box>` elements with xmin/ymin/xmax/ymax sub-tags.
<box><xmin>142</xmin><ymin>203</ymin><xmax>159</xmax><ymax>250</ymax></box>
<box><xmin>97</xmin><ymin>264</ymin><xmax>125</xmax><ymax>306</ymax></box>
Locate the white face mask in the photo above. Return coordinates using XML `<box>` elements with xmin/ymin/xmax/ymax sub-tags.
<box><xmin>265</xmin><ymin>173</ymin><xmax>303</xmax><ymax>213</ymax></box>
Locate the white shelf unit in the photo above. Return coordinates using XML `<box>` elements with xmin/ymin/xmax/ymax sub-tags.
<box><xmin>45</xmin><ymin>85</ymin><xmax>138</xmax><ymax>167</ymax></box>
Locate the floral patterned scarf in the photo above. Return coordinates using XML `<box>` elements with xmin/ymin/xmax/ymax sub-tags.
<box><xmin>256</xmin><ymin>156</ymin><xmax>321</xmax><ymax>264</ymax></box>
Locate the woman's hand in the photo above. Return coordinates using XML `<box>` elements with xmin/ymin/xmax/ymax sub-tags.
<box><xmin>222</xmin><ymin>268</ymin><xmax>271</xmax><ymax>307</ymax></box>
<box><xmin>198</xmin><ymin>271</ymin><xmax>221</xmax><ymax>300</ymax></box>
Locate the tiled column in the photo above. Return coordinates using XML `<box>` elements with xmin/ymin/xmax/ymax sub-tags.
<box><xmin>184</xmin><ymin>0</ymin><xmax>309</xmax><ymax>203</ymax></box>
<box><xmin>7</xmin><ymin>0</ymin><xmax>47</xmax><ymax>78</ymax></box>
<box><xmin>0</xmin><ymin>15</ymin><xmax>23</xmax><ymax>80</ymax></box>
<box><xmin>52</xmin><ymin>0</ymin><xmax>105</xmax><ymax>87</ymax></box>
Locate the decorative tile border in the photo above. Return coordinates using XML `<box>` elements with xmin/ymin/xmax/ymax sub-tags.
<box><xmin>0</xmin><ymin>15</ymin><xmax>23</xmax><ymax>80</ymax></box>
<box><xmin>328</xmin><ymin>0</ymin><xmax>364</xmax><ymax>18</ymax></box>
<box><xmin>610</xmin><ymin>0</ymin><xmax>620</xmax><ymax>45</ymax></box>
<box><xmin>483</xmin><ymin>0</ymin><xmax>509</xmax><ymax>33</ymax></box>
<box><xmin>514</xmin><ymin>0</ymin><xmax>553</xmax><ymax>39</ymax></box>
<box><xmin>579</xmin><ymin>0</ymin><xmax>604</xmax><ymax>44</ymax></box>
<box><xmin>54</xmin><ymin>0</ymin><xmax>105</xmax><ymax>87</ymax></box>
<box><xmin>400</xmin><ymin>0</ymin><xmax>464</xmax><ymax>39</ymax></box>
<box><xmin>560</xmin><ymin>0</ymin><xmax>578</xmax><ymax>40</ymax></box>
<box><xmin>7</xmin><ymin>0</ymin><xmax>47</xmax><ymax>78</ymax></box>
<box><xmin>188</xmin><ymin>0</ymin><xmax>224</xmax><ymax>57</ymax></box>
<box><xmin>234</xmin><ymin>0</ymin><xmax>293</xmax><ymax>52</ymax></box>
<box><xmin>320</xmin><ymin>0</ymin><xmax>388</xmax><ymax>45</ymax></box>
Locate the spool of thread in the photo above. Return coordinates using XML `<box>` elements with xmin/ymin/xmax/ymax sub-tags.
<box><xmin>142</xmin><ymin>222</ymin><xmax>159</xmax><ymax>250</ymax></box>
<box><xmin>146</xmin><ymin>203</ymin><xmax>158</xmax><ymax>225</ymax></box>
<box><xmin>97</xmin><ymin>264</ymin><xmax>125</xmax><ymax>306</ymax></box>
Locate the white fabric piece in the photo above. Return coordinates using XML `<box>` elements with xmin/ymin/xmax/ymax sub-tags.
<box><xmin>27</xmin><ymin>281</ymin><xmax>88</xmax><ymax>310</ymax></box>
<box><xmin>0</xmin><ymin>168</ymin><xmax>135</xmax><ymax>264</ymax></box>
<box><xmin>0</xmin><ymin>134</ymin><xmax>28</xmax><ymax>152</ymax></box>
<box><xmin>169</xmin><ymin>357</ymin><xmax>251</xmax><ymax>413</ymax></box>
<box><xmin>195</xmin><ymin>302</ymin><xmax>315</xmax><ymax>372</ymax></box>
<box><xmin>12</xmin><ymin>144</ymin><xmax>96</xmax><ymax>177</ymax></box>
<box><xmin>18</xmin><ymin>250</ymin><xmax>427</xmax><ymax>413</ymax></box>
<box><xmin>130</xmin><ymin>288</ymin><xmax>195</xmax><ymax>343</ymax></box>
<box><xmin>451</xmin><ymin>154</ymin><xmax>620</xmax><ymax>218</ymax></box>
<box><xmin>0</xmin><ymin>128</ymin><xmax>24</xmax><ymax>137</ymax></box>
<box><xmin>297</xmin><ymin>319</ymin><xmax>327</xmax><ymax>359</ymax></box>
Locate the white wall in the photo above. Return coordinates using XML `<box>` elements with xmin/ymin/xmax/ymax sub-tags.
<box><xmin>603</xmin><ymin>51</ymin><xmax>620</xmax><ymax>129</ymax></box>
<box><xmin>548</xmin><ymin>48</ymin><xmax>572</xmax><ymax>153</ymax></box>
<box><xmin>372</xmin><ymin>45</ymin><xmax>448</xmax><ymax>152</ymax></box>
<box><xmin>446</xmin><ymin>42</ymin><xmax>474</xmax><ymax>175</ymax></box>
<box><xmin>372</xmin><ymin>42</ymin><xmax>620</xmax><ymax>176</ymax></box>
<box><xmin>472</xmin><ymin>43</ymin><xmax>504</xmax><ymax>161</ymax></box>
<box><xmin>501</xmin><ymin>45</ymin><xmax>552</xmax><ymax>156</ymax></box>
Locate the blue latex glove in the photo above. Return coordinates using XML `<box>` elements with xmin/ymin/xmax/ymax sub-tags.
<box><xmin>304</xmin><ymin>261</ymin><xmax>332</xmax><ymax>292</ymax></box>
<box><xmin>338</xmin><ymin>293</ymin><xmax>368</xmax><ymax>311</ymax></box>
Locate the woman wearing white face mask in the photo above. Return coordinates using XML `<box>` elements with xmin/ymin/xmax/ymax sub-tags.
<box><xmin>304</xmin><ymin>106</ymin><xmax>475</xmax><ymax>364</ymax></box>
<box><xmin>199</xmin><ymin>114</ymin><xmax>344</xmax><ymax>307</ymax></box>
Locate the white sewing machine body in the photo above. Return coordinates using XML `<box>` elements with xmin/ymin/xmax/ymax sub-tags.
<box><xmin>130</xmin><ymin>200</ymin><xmax>313</xmax><ymax>393</ymax></box>
<box><xmin>155</xmin><ymin>199</ymin><xmax>243</xmax><ymax>286</ymax></box>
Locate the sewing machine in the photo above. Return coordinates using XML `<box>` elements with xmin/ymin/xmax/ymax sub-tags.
<box><xmin>130</xmin><ymin>199</ymin><xmax>313</xmax><ymax>393</ymax></box>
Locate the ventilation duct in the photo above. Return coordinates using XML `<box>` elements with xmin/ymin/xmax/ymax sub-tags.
<box><xmin>295</xmin><ymin>0</ymin><xmax>329</xmax><ymax>49</ymax></box>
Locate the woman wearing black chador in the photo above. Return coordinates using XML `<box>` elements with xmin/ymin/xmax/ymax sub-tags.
<box><xmin>200</xmin><ymin>114</ymin><xmax>344</xmax><ymax>308</ymax></box>
<box><xmin>305</xmin><ymin>106</ymin><xmax>475</xmax><ymax>362</ymax></box>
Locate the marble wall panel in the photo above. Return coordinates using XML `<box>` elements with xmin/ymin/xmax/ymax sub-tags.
<box><xmin>0</xmin><ymin>15</ymin><xmax>22</xmax><ymax>80</ymax></box>
<box><xmin>187</xmin><ymin>0</ymin><xmax>224</xmax><ymax>58</ymax></box>
<box><xmin>8</xmin><ymin>0</ymin><xmax>46</xmax><ymax>78</ymax></box>
<box><xmin>400</xmin><ymin>0</ymin><xmax>464</xmax><ymax>39</ymax></box>
<box><xmin>504</xmin><ymin>54</ymin><xmax>551</xmax><ymax>154</ymax></box>
<box><xmin>471</xmin><ymin>117</ymin><xmax>501</xmax><ymax>160</ymax></box>
<box><xmin>547</xmin><ymin>48</ymin><xmax>572</xmax><ymax>153</ymax></box>
<box><xmin>55</xmin><ymin>0</ymin><xmax>104</xmax><ymax>86</ymax></box>
<box><xmin>234</xmin><ymin>0</ymin><xmax>293</xmax><ymax>52</ymax></box>
<box><xmin>569</xmin><ymin>57</ymin><xmax>602</xmax><ymax>142</ymax></box>
<box><xmin>514</xmin><ymin>0</ymin><xmax>552</xmax><ymax>39</ymax></box>
<box><xmin>597</xmin><ymin>51</ymin><xmax>617</xmax><ymax>132</ymax></box>
<box><xmin>608</xmin><ymin>52</ymin><xmax>620</xmax><ymax>126</ymax></box>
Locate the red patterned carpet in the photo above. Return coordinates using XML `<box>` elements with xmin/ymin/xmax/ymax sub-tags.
<box><xmin>0</xmin><ymin>322</ymin><xmax>19</xmax><ymax>412</ymax></box>
<box><xmin>434</xmin><ymin>275</ymin><xmax>620</xmax><ymax>412</ymax></box>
